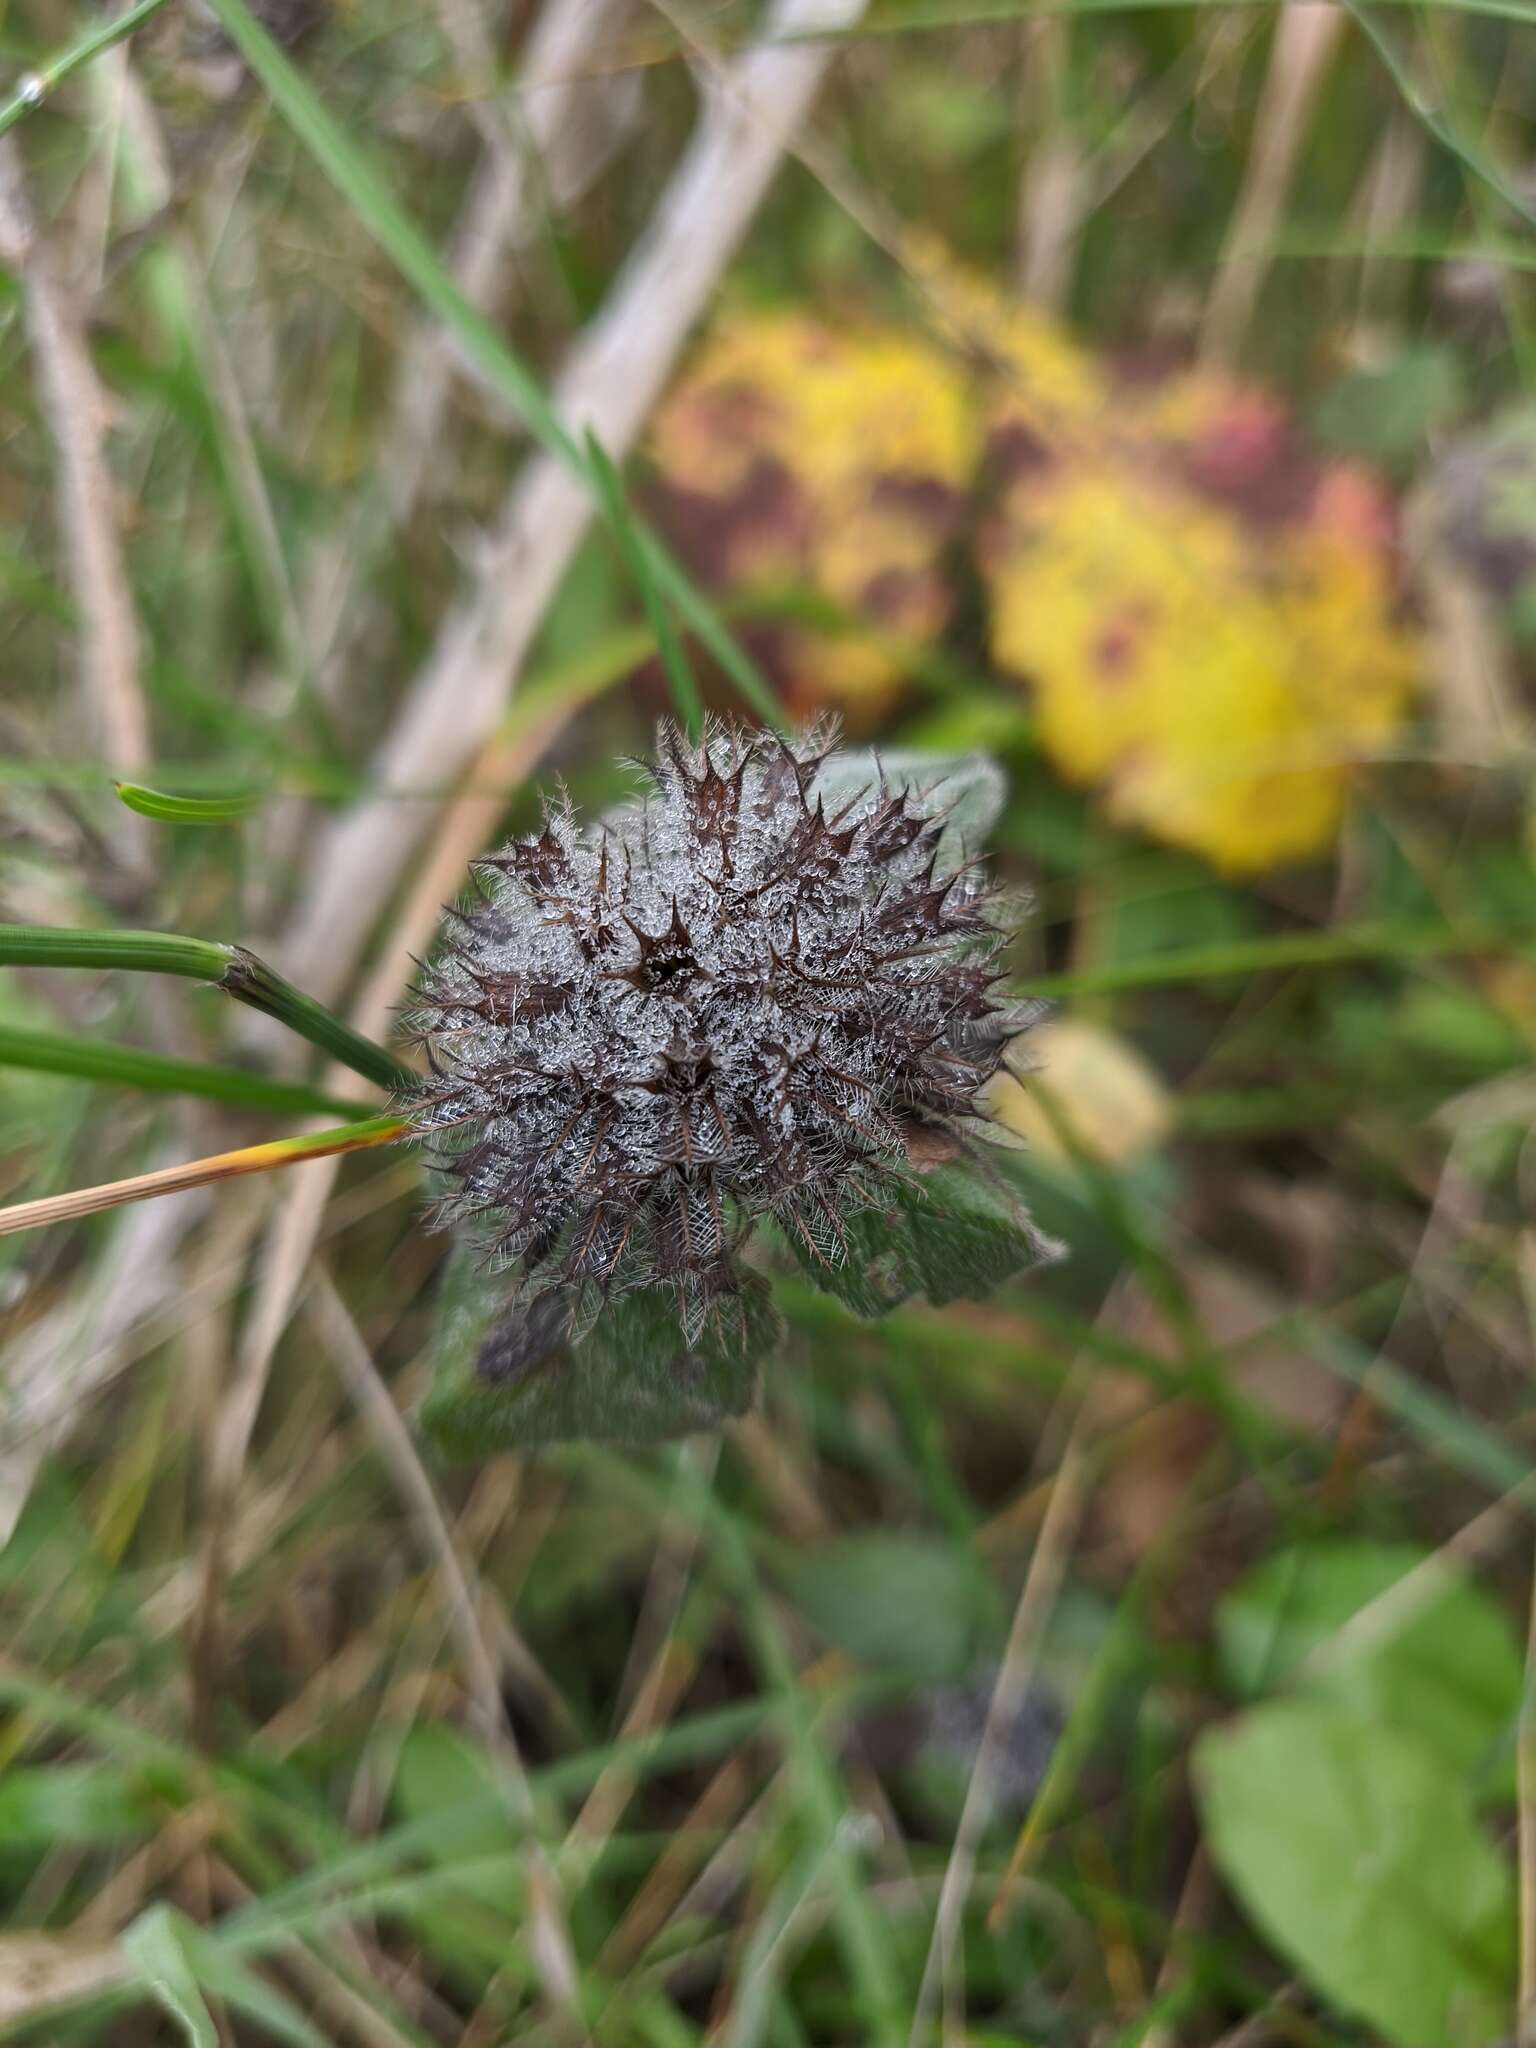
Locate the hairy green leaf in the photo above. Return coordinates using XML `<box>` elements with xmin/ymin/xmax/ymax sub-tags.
<box><xmin>893</xmin><ymin>1166</ymin><xmax>1056</xmax><ymax>1304</ymax></box>
<box><xmin>777</xmin><ymin>1199</ymin><xmax>920</xmax><ymax>1318</ymax></box>
<box><xmin>1195</xmin><ymin>1700</ymin><xmax>1514</xmax><ymax>2048</ymax></box>
<box><xmin>780</xmin><ymin>1166</ymin><xmax>1055</xmax><ymax>1317</ymax></box>
<box><xmin>420</xmin><ymin>1247</ymin><xmax>779</xmax><ymax>1456</ymax></box>
<box><xmin>782</xmin><ymin>1533</ymin><xmax>993</xmax><ymax>1681</ymax></box>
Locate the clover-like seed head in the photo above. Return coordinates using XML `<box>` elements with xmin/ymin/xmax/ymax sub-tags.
<box><xmin>406</xmin><ymin>722</ymin><xmax>1035</xmax><ymax>1337</ymax></box>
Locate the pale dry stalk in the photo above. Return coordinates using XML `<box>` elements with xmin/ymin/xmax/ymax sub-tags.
<box><xmin>306</xmin><ymin>1267</ymin><xmax>509</xmax><ymax>1747</ymax></box>
<box><xmin>282</xmin><ymin>0</ymin><xmax>870</xmax><ymax>1005</ymax></box>
<box><xmin>911</xmin><ymin>1397</ymin><xmax>1094</xmax><ymax>2046</ymax></box>
<box><xmin>1347</xmin><ymin>114</ymin><xmax>1424</xmax><ymax>334</ymax></box>
<box><xmin>300</xmin><ymin>0</ymin><xmax>642</xmax><ymax>684</ymax></box>
<box><xmin>0</xmin><ymin>138</ymin><xmax>150</xmax><ymax>856</ymax></box>
<box><xmin>1015</xmin><ymin>17</ymin><xmax>1085</xmax><ymax>311</ymax></box>
<box><xmin>1201</xmin><ymin>2</ymin><xmax>1345</xmax><ymax>362</ymax></box>
<box><xmin>1412</xmin><ymin>528</ymin><xmax>1523</xmax><ymax>756</ymax></box>
<box><xmin>0</xmin><ymin>1120</ymin><xmax>402</xmax><ymax>1243</ymax></box>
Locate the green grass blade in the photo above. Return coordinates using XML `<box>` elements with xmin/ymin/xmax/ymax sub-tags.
<box><xmin>0</xmin><ymin>1022</ymin><xmax>369</xmax><ymax>1119</ymax></box>
<box><xmin>0</xmin><ymin>924</ymin><xmax>409</xmax><ymax>1091</ymax></box>
<box><xmin>0</xmin><ymin>0</ymin><xmax>172</xmax><ymax>138</ymax></box>
<box><xmin>1340</xmin><ymin>0</ymin><xmax>1536</xmax><ymax>237</ymax></box>
<box><xmin>0</xmin><ymin>924</ymin><xmax>233</xmax><ymax>980</ymax></box>
<box><xmin>585</xmin><ymin>430</ymin><xmax>703</xmax><ymax>740</ymax></box>
<box><xmin>114</xmin><ymin>781</ymin><xmax>263</xmax><ymax>823</ymax></box>
<box><xmin>195</xmin><ymin>0</ymin><xmax>781</xmax><ymax>731</ymax></box>
<box><xmin>664</xmin><ymin>1451</ymin><xmax>908</xmax><ymax>2046</ymax></box>
<box><xmin>648</xmin><ymin>539</ymin><xmax>783</xmax><ymax>728</ymax></box>
<box><xmin>163</xmin><ymin>1915</ymin><xmax>331</xmax><ymax>2048</ymax></box>
<box><xmin>120</xmin><ymin>1907</ymin><xmax>218</xmax><ymax>2048</ymax></box>
<box><xmin>1284</xmin><ymin>1302</ymin><xmax>1534</xmax><ymax>1500</ymax></box>
<box><xmin>218</xmin><ymin>950</ymin><xmax>412</xmax><ymax>1092</ymax></box>
<box><xmin>121</xmin><ymin>1903</ymin><xmax>329</xmax><ymax>2048</ymax></box>
<box><xmin>102</xmin><ymin>83</ymin><xmax>324</xmax><ymax>725</ymax></box>
<box><xmin>1024</xmin><ymin>920</ymin><xmax>1525</xmax><ymax>998</ymax></box>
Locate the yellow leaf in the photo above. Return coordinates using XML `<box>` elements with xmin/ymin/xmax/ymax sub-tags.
<box><xmin>649</xmin><ymin>312</ymin><xmax>976</xmax><ymax>721</ymax></box>
<box><xmin>979</xmin><ymin>331</ymin><xmax>1417</xmax><ymax>873</ymax></box>
<box><xmin>983</xmin><ymin>1018</ymin><xmax>1173</xmax><ymax>1166</ymax></box>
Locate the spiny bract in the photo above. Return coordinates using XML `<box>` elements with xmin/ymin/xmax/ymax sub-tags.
<box><xmin>406</xmin><ymin>722</ymin><xmax>1036</xmax><ymax>1339</ymax></box>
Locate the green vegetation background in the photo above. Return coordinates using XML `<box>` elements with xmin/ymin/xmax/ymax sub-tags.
<box><xmin>2</xmin><ymin>0</ymin><xmax>1535</xmax><ymax>2041</ymax></box>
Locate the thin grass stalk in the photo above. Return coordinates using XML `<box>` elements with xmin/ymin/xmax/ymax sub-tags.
<box><xmin>0</xmin><ymin>0</ymin><xmax>172</xmax><ymax>139</ymax></box>
<box><xmin>584</xmin><ymin>430</ymin><xmax>704</xmax><ymax>740</ymax></box>
<box><xmin>0</xmin><ymin>1115</ymin><xmax>407</xmax><ymax>1239</ymax></box>
<box><xmin>0</xmin><ymin>1023</ymin><xmax>369</xmax><ymax>1119</ymax></box>
<box><xmin>0</xmin><ymin>924</ymin><xmax>411</xmax><ymax>1092</ymax></box>
<box><xmin>1025</xmin><ymin>920</ymin><xmax>1521</xmax><ymax>998</ymax></box>
<box><xmin>197</xmin><ymin>0</ymin><xmax>778</xmax><ymax>729</ymax></box>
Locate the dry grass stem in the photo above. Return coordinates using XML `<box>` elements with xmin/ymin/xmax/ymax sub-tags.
<box><xmin>307</xmin><ymin>1268</ymin><xmax>510</xmax><ymax>1746</ymax></box>
<box><xmin>0</xmin><ymin>139</ymin><xmax>149</xmax><ymax>865</ymax></box>
<box><xmin>911</xmin><ymin>1403</ymin><xmax>1094</xmax><ymax>2044</ymax></box>
<box><xmin>1201</xmin><ymin>3</ymin><xmax>1344</xmax><ymax>360</ymax></box>
<box><xmin>301</xmin><ymin>0</ymin><xmax>641</xmax><ymax>691</ymax></box>
<box><xmin>0</xmin><ymin>1119</ymin><xmax>404</xmax><ymax>1242</ymax></box>
<box><xmin>282</xmin><ymin>0</ymin><xmax>869</xmax><ymax>1004</ymax></box>
<box><xmin>1015</xmin><ymin>19</ymin><xmax>1084</xmax><ymax>310</ymax></box>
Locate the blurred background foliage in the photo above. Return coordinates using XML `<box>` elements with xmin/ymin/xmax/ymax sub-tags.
<box><xmin>3</xmin><ymin>0</ymin><xmax>1536</xmax><ymax>2040</ymax></box>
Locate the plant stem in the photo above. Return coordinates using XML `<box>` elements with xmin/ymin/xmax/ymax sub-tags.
<box><xmin>1025</xmin><ymin>921</ymin><xmax>1522</xmax><ymax>999</ymax></box>
<box><xmin>0</xmin><ymin>923</ymin><xmax>412</xmax><ymax>1093</ymax></box>
<box><xmin>0</xmin><ymin>1023</ymin><xmax>369</xmax><ymax>1120</ymax></box>
<box><xmin>114</xmin><ymin>781</ymin><xmax>263</xmax><ymax>823</ymax></box>
<box><xmin>584</xmin><ymin>430</ymin><xmax>704</xmax><ymax>741</ymax></box>
<box><xmin>0</xmin><ymin>923</ymin><xmax>231</xmax><ymax>980</ymax></box>
<box><xmin>219</xmin><ymin>949</ymin><xmax>412</xmax><ymax>1093</ymax></box>
<box><xmin>0</xmin><ymin>1114</ymin><xmax>408</xmax><ymax>1239</ymax></box>
<box><xmin>0</xmin><ymin>0</ymin><xmax>173</xmax><ymax>140</ymax></box>
<box><xmin>197</xmin><ymin>0</ymin><xmax>782</xmax><ymax>729</ymax></box>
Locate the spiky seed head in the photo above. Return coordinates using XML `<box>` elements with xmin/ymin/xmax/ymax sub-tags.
<box><xmin>406</xmin><ymin>721</ymin><xmax>1037</xmax><ymax>1335</ymax></box>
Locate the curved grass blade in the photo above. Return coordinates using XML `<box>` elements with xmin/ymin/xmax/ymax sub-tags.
<box><xmin>114</xmin><ymin>781</ymin><xmax>263</xmax><ymax>824</ymax></box>
<box><xmin>584</xmin><ymin>430</ymin><xmax>703</xmax><ymax>741</ymax></box>
<box><xmin>196</xmin><ymin>0</ymin><xmax>781</xmax><ymax>729</ymax></box>
<box><xmin>0</xmin><ymin>1114</ymin><xmax>407</xmax><ymax>1240</ymax></box>
<box><xmin>0</xmin><ymin>924</ymin><xmax>411</xmax><ymax>1092</ymax></box>
<box><xmin>121</xmin><ymin>1907</ymin><xmax>217</xmax><ymax>2048</ymax></box>
<box><xmin>0</xmin><ymin>1023</ymin><xmax>369</xmax><ymax>1119</ymax></box>
<box><xmin>0</xmin><ymin>0</ymin><xmax>172</xmax><ymax>139</ymax></box>
<box><xmin>1024</xmin><ymin>921</ymin><xmax>1525</xmax><ymax>999</ymax></box>
<box><xmin>0</xmin><ymin>923</ymin><xmax>232</xmax><ymax>981</ymax></box>
<box><xmin>123</xmin><ymin>1906</ymin><xmax>327</xmax><ymax>2048</ymax></box>
<box><xmin>1340</xmin><ymin>0</ymin><xmax>1536</xmax><ymax>240</ymax></box>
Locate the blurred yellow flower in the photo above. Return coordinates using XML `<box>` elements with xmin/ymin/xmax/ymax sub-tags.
<box><xmin>982</xmin><ymin>1018</ymin><xmax>1173</xmax><ymax>1167</ymax></box>
<box><xmin>650</xmin><ymin>272</ymin><xmax>1417</xmax><ymax>868</ymax></box>
<box><xmin>980</xmin><ymin>360</ymin><xmax>1417</xmax><ymax>873</ymax></box>
<box><xmin>647</xmin><ymin>312</ymin><xmax>977</xmax><ymax>721</ymax></box>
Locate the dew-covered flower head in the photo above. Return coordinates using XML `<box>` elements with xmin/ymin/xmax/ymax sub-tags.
<box><xmin>407</xmin><ymin>722</ymin><xmax>1036</xmax><ymax>1334</ymax></box>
